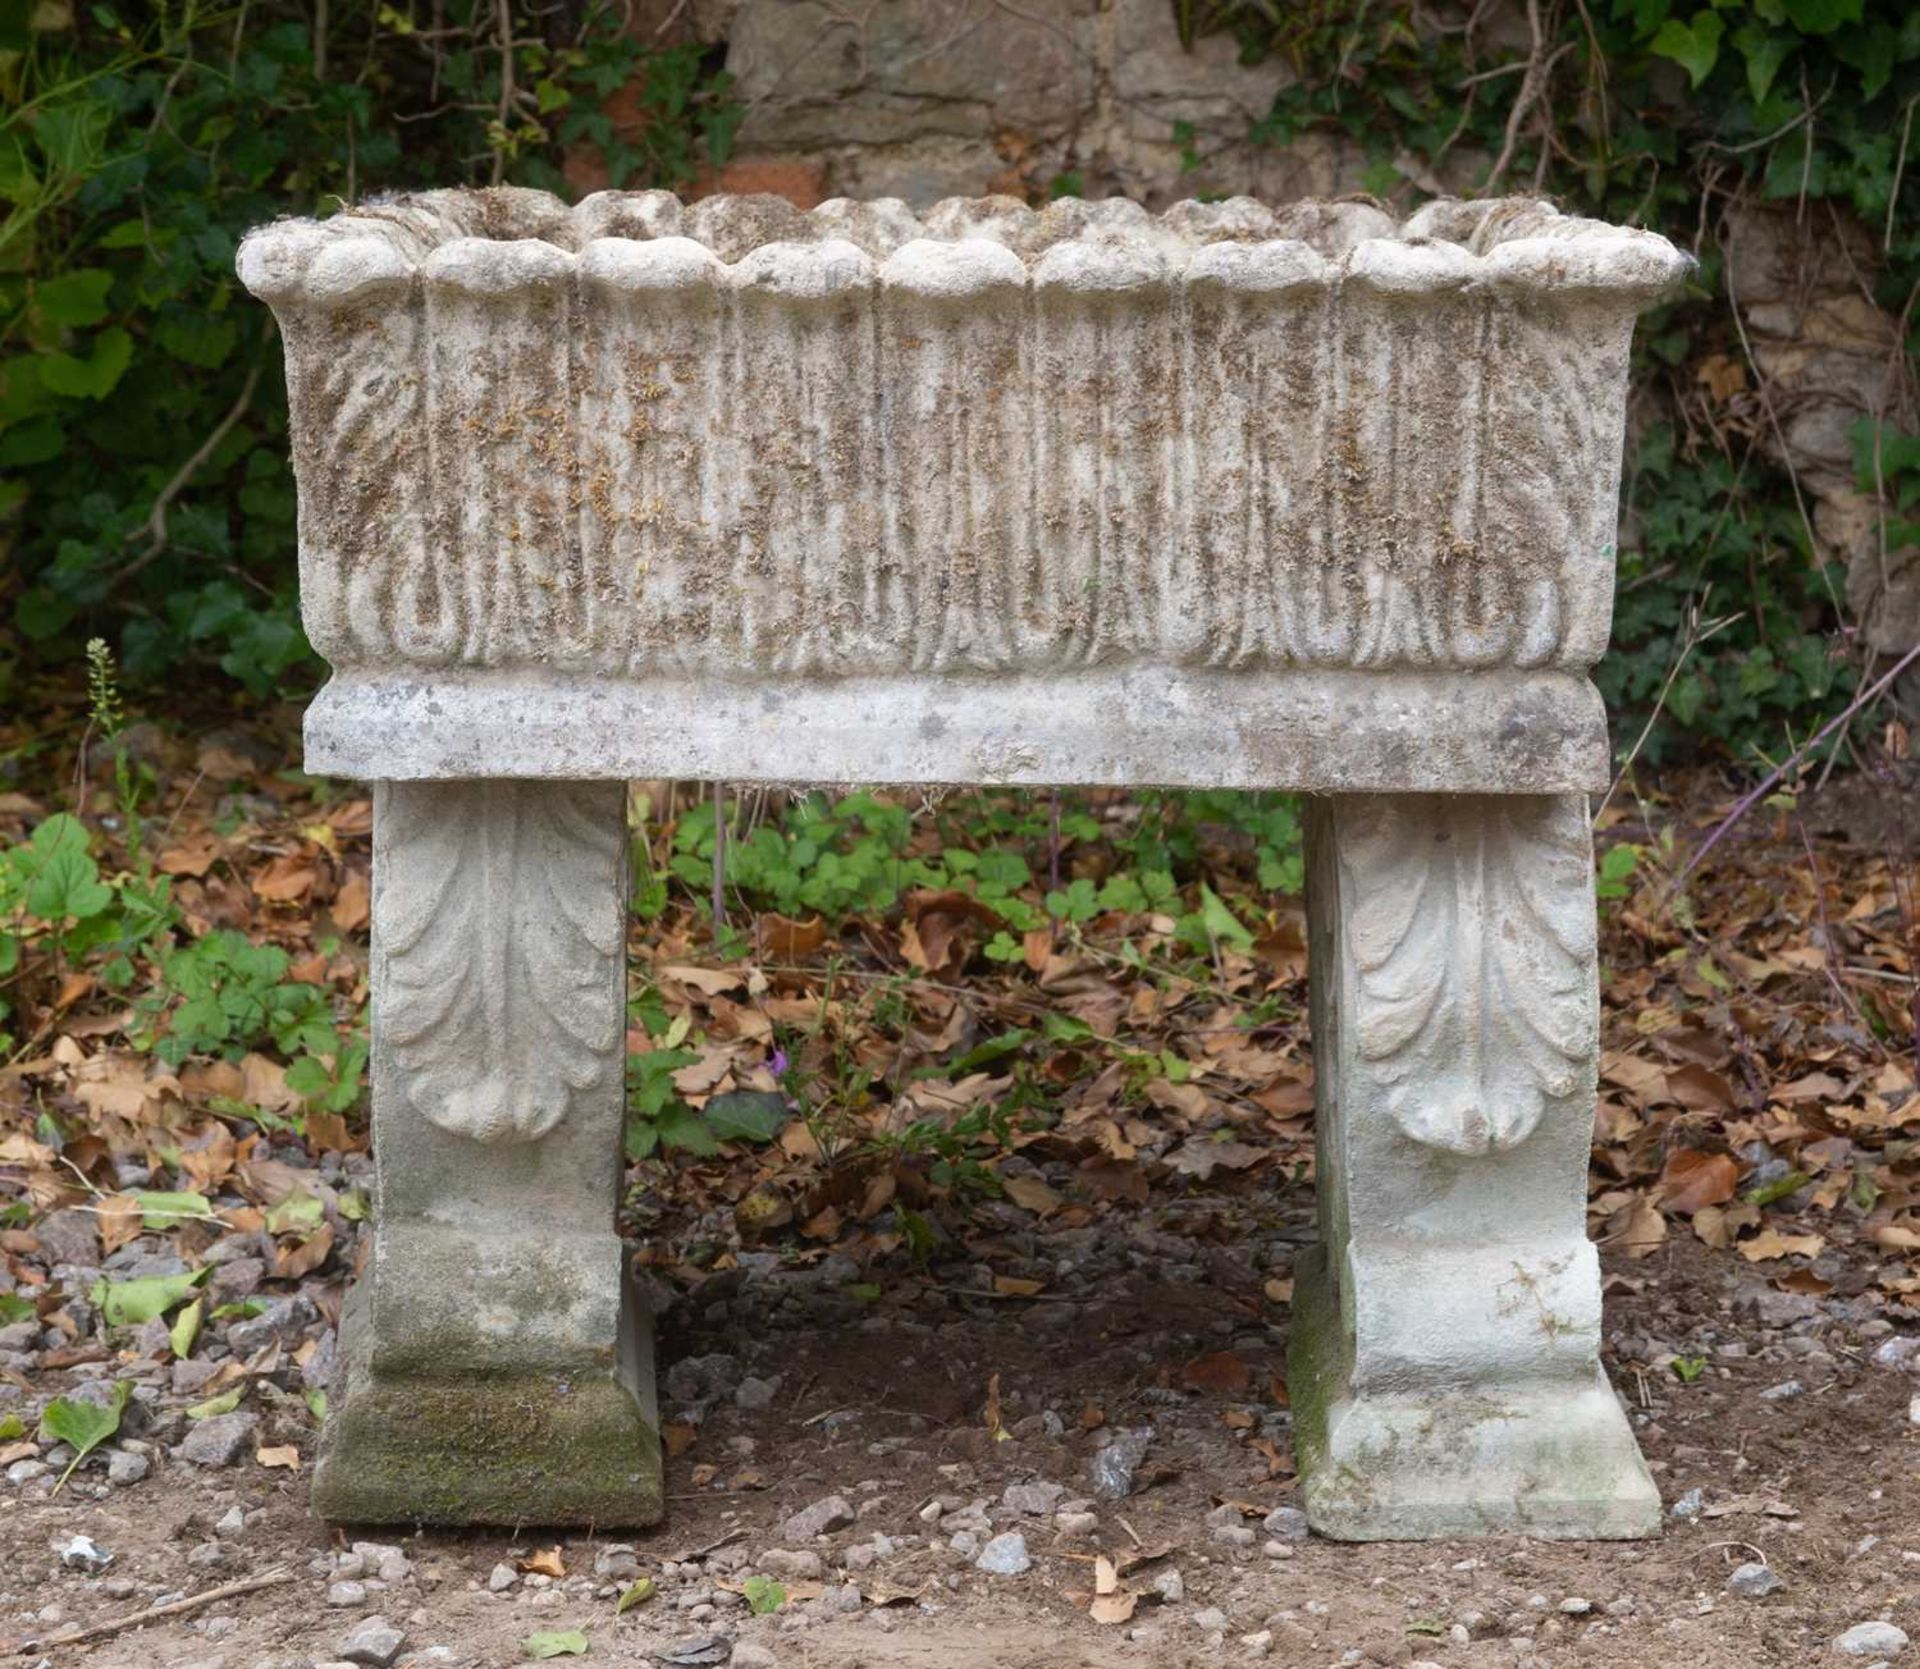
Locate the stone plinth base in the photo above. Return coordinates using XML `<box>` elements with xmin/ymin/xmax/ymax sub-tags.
<box><xmin>312</xmin><ymin>1268</ymin><xmax>662</xmax><ymax>1528</ymax></box>
<box><xmin>1289</xmin><ymin>1246</ymin><xmax>1660</xmax><ymax>1540</ymax></box>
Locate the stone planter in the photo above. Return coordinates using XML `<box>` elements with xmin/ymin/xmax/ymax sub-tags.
<box><xmin>241</xmin><ymin>186</ymin><xmax>1687</xmax><ymax>1535</ymax></box>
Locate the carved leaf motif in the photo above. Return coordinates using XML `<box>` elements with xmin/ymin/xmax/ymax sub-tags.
<box><xmin>1340</xmin><ymin>795</ymin><xmax>1596</xmax><ymax>1156</ymax></box>
<box><xmin>376</xmin><ymin>780</ymin><xmax>624</xmax><ymax>1145</ymax></box>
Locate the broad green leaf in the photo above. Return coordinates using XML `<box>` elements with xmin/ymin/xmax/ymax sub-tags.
<box><xmin>33</xmin><ymin>269</ymin><xmax>114</xmax><ymax>329</ymax></box>
<box><xmin>522</xmin><ymin>1631</ymin><xmax>590</xmax><ymax>1659</ymax></box>
<box><xmin>155</xmin><ymin>311</ymin><xmax>238</xmax><ymax>369</ymax></box>
<box><xmin>266</xmin><ymin>1190</ymin><xmax>324</xmax><ymax>1235</ymax></box>
<box><xmin>39</xmin><ymin>326</ymin><xmax>134</xmax><ymax>400</ymax></box>
<box><xmin>656</xmin><ymin>1103</ymin><xmax>719</xmax><ymax>1156</ymax></box>
<box><xmin>90</xmin><ymin>1266</ymin><xmax>208</xmax><ymax>1327</ymax></box>
<box><xmin>39</xmin><ymin>1382</ymin><xmax>129</xmax><ymax>1491</ymax></box>
<box><xmin>185</xmin><ymin>1385</ymin><xmax>244</xmax><ymax>1419</ymax></box>
<box><xmin>1781</xmin><ymin>0</ymin><xmax>1860</xmax><ymax>32</ymax></box>
<box><xmin>1193</xmin><ymin>883</ymin><xmax>1255</xmax><ymax>953</ymax></box>
<box><xmin>30</xmin><ymin>100</ymin><xmax>110</xmax><ymax>174</ymax></box>
<box><xmin>0</xmin><ymin>415</ymin><xmax>66</xmax><ymax>467</ymax></box>
<box><xmin>742</xmin><ymin>1575</ymin><xmax>787</xmax><ymax>1615</ymax></box>
<box><xmin>305</xmin><ymin>1387</ymin><xmax>328</xmax><ymax>1422</ymax></box>
<box><xmin>1649</xmin><ymin>11</ymin><xmax>1725</xmax><ymax>86</ymax></box>
<box><xmin>0</xmin><ymin>1292</ymin><xmax>34</xmax><ymax>1326</ymax></box>
<box><xmin>24</xmin><ymin>845</ymin><xmax>111</xmax><ymax>922</ymax></box>
<box><xmin>1734</xmin><ymin>24</ymin><xmax>1793</xmax><ymax>104</ymax></box>
<box><xmin>614</xmin><ymin>1577</ymin><xmax>655</xmax><ymax>1613</ymax></box>
<box><xmin>703</xmin><ymin>1090</ymin><xmax>789</xmax><ymax>1144</ymax></box>
<box><xmin>0</xmin><ymin>1413</ymin><xmax>24</xmax><ymax>1440</ymax></box>
<box><xmin>169</xmin><ymin>1298</ymin><xmax>203</xmax><ymax>1359</ymax></box>
<box><xmin>133</xmin><ymin>1190</ymin><xmax>212</xmax><ymax>1228</ymax></box>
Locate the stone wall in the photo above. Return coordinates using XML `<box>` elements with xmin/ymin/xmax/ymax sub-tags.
<box><xmin>615</xmin><ymin>0</ymin><xmax>1371</xmax><ymax>208</ymax></box>
<box><xmin>590</xmin><ymin>0</ymin><xmax>1916</xmax><ymax>662</ymax></box>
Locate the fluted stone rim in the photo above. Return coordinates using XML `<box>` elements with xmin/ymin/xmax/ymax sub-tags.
<box><xmin>238</xmin><ymin>186</ymin><xmax>1692</xmax><ymax>306</ymax></box>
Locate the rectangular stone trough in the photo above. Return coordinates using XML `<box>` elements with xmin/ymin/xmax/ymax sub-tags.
<box><xmin>241</xmin><ymin>187</ymin><xmax>1688</xmax><ymax>1537</ymax></box>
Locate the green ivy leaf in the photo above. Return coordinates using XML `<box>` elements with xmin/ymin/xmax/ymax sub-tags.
<box><xmin>39</xmin><ymin>1382</ymin><xmax>130</xmax><ymax>1492</ymax></box>
<box><xmin>185</xmin><ymin>1385</ymin><xmax>245</xmax><ymax>1419</ymax></box>
<box><xmin>169</xmin><ymin>1298</ymin><xmax>203</xmax><ymax>1359</ymax></box>
<box><xmin>1780</xmin><ymin>0</ymin><xmax>1861</xmax><ymax>33</ymax></box>
<box><xmin>1733</xmin><ymin>24</ymin><xmax>1794</xmax><ymax>104</ymax></box>
<box><xmin>39</xmin><ymin>326</ymin><xmax>134</xmax><ymax>400</ymax></box>
<box><xmin>1649</xmin><ymin>10</ymin><xmax>1725</xmax><ymax>86</ymax></box>
<box><xmin>522</xmin><ymin>1631</ymin><xmax>590</xmax><ymax>1659</ymax></box>
<box><xmin>133</xmin><ymin>1190</ymin><xmax>212</xmax><ymax>1228</ymax></box>
<box><xmin>90</xmin><ymin>1266</ymin><xmax>209</xmax><ymax>1327</ymax></box>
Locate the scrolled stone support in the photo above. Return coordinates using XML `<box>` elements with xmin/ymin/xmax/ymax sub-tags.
<box><xmin>1289</xmin><ymin>792</ymin><xmax>1660</xmax><ymax>1540</ymax></box>
<box><xmin>310</xmin><ymin>778</ymin><xmax>662</xmax><ymax>1527</ymax></box>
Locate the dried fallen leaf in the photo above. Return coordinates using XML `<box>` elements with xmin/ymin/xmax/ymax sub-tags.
<box><xmin>272</xmin><ymin>1223</ymin><xmax>334</xmax><ymax>1280</ymax></box>
<box><xmin>256</xmin><ymin>1445</ymin><xmax>301</xmax><ymax>1471</ymax></box>
<box><xmin>757</xmin><ymin>913</ymin><xmax>827</xmax><ymax>958</ymax></box>
<box><xmin>519</xmin><ymin>1546</ymin><xmax>566</xmax><ymax>1578</ymax></box>
<box><xmin>1657</xmin><ymin>1149</ymin><xmax>1740</xmax><ymax>1215</ymax></box>
<box><xmin>1002</xmin><ymin>1174</ymin><xmax>1061</xmax><ymax>1216</ymax></box>
<box><xmin>1738</xmin><ymin>1228</ymin><xmax>1825</xmax><ymax>1262</ymax></box>
<box><xmin>1182</xmin><ymin>1350</ymin><xmax>1252</xmax><ymax>1395</ymax></box>
<box><xmin>1607</xmin><ymin>1197</ymin><xmax>1667</xmax><ymax>1259</ymax></box>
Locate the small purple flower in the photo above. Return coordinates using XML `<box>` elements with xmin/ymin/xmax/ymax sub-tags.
<box><xmin>769</xmin><ymin>1048</ymin><xmax>790</xmax><ymax>1077</ymax></box>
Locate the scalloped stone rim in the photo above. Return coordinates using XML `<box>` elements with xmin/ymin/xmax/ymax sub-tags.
<box><xmin>238</xmin><ymin>186</ymin><xmax>1692</xmax><ymax>305</ymax></box>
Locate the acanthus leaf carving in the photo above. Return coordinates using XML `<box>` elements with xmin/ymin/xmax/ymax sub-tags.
<box><xmin>1338</xmin><ymin>794</ymin><xmax>1596</xmax><ymax>1156</ymax></box>
<box><xmin>375</xmin><ymin>780</ymin><xmax>624</xmax><ymax>1145</ymax></box>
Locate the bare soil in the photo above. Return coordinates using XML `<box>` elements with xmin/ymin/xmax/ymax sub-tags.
<box><xmin>3</xmin><ymin>1199</ymin><xmax>1916</xmax><ymax>1669</ymax></box>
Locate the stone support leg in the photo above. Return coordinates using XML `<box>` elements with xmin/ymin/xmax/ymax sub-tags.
<box><xmin>311</xmin><ymin>780</ymin><xmax>661</xmax><ymax>1526</ymax></box>
<box><xmin>1289</xmin><ymin>793</ymin><xmax>1659</xmax><ymax>1540</ymax></box>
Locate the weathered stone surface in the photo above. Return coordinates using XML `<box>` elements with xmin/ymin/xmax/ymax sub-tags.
<box><xmin>243</xmin><ymin>185</ymin><xmax>1682</xmax><ymax>1541</ymax></box>
<box><xmin>239</xmin><ymin>188</ymin><xmax>1684</xmax><ymax>794</ymax></box>
<box><xmin>727</xmin><ymin>0</ymin><xmax>1098</xmax><ymax>150</ymax></box>
<box><xmin>308</xmin><ymin>779</ymin><xmax>661</xmax><ymax>1528</ymax></box>
<box><xmin>177</xmin><ymin>1413</ymin><xmax>258</xmax><ymax>1468</ymax></box>
<box><xmin>1289</xmin><ymin>794</ymin><xmax>1661</xmax><ymax>1540</ymax></box>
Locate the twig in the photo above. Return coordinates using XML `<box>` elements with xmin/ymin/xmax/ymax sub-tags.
<box><xmin>491</xmin><ymin>0</ymin><xmax>514</xmax><ymax>186</ymax></box>
<box><xmin>1889</xmin><ymin>95</ymin><xmax>1916</xmax><ymax>252</ymax></box>
<box><xmin>1672</xmin><ymin>641</ymin><xmax>1920</xmax><ymax>890</ymax></box>
<box><xmin>1596</xmin><ymin>593</ymin><xmax>1739</xmax><ymax>824</ymax></box>
<box><xmin>1792</xmin><ymin>811</ymin><xmax>1884</xmax><ymax>1058</ymax></box>
<box><xmin>13</xmin><ymin>1567</ymin><xmax>294</xmax><ymax>1654</ymax></box>
<box><xmin>711</xmin><ymin>780</ymin><xmax>727</xmax><ymax>940</ymax></box>
<box><xmin>114</xmin><ymin>358</ymin><xmax>264</xmax><ymax>585</ymax></box>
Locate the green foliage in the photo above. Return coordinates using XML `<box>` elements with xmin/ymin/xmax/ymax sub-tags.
<box><xmin>90</xmin><ymin>1265</ymin><xmax>208</xmax><ymax>1327</ymax></box>
<box><xmin>742</xmin><ymin>1575</ymin><xmax>788</xmax><ymax>1614</ymax></box>
<box><xmin>0</xmin><ymin>806</ymin><xmax>178</xmax><ymax>1049</ymax></box>
<box><xmin>1199</xmin><ymin>0</ymin><xmax>1917</xmax><ymax>754</ymax></box>
<box><xmin>1603</xmin><ymin>424</ymin><xmax>1852</xmax><ymax>762</ymax></box>
<box><xmin>284</xmin><ymin>1031</ymin><xmax>370</xmax><ymax>1115</ymax></box>
<box><xmin>38</xmin><ymin>1380</ymin><xmax>130</xmax><ymax>1490</ymax></box>
<box><xmin>1</xmin><ymin>3</ymin><xmax>738</xmax><ymax>698</ymax></box>
<box><xmin>522</xmin><ymin>1629</ymin><xmax>590</xmax><ymax>1659</ymax></box>
<box><xmin>136</xmin><ymin>928</ymin><xmax>332</xmax><ymax>1064</ymax></box>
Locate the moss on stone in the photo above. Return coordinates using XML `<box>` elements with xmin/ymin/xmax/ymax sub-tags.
<box><xmin>312</xmin><ymin>1372</ymin><xmax>662</xmax><ymax>1528</ymax></box>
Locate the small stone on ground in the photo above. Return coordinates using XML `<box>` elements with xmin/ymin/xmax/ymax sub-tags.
<box><xmin>975</xmin><ymin>1532</ymin><xmax>1031</xmax><ymax>1575</ymax></box>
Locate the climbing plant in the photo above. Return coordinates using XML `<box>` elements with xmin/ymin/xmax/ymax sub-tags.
<box><xmin>1190</xmin><ymin>0</ymin><xmax>1919</xmax><ymax>760</ymax></box>
<box><xmin>0</xmin><ymin>1</ymin><xmax>736</xmax><ymax>700</ymax></box>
